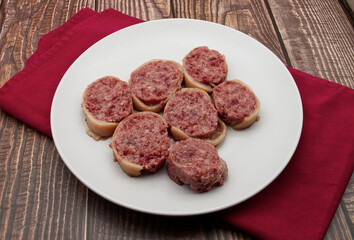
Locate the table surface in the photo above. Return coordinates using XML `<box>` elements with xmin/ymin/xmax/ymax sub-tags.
<box><xmin>0</xmin><ymin>0</ymin><xmax>353</xmax><ymax>239</ymax></box>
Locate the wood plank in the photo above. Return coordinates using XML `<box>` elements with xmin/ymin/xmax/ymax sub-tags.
<box><xmin>325</xmin><ymin>173</ymin><xmax>354</xmax><ymax>239</ymax></box>
<box><xmin>339</xmin><ymin>0</ymin><xmax>354</xmax><ymax>24</ymax></box>
<box><xmin>268</xmin><ymin>0</ymin><xmax>354</xmax><ymax>239</ymax></box>
<box><xmin>171</xmin><ymin>0</ymin><xmax>287</xmax><ymax>63</ymax></box>
<box><xmin>268</xmin><ymin>0</ymin><xmax>354</xmax><ymax>88</ymax></box>
<box><xmin>0</xmin><ymin>0</ymin><xmax>94</xmax><ymax>239</ymax></box>
<box><xmin>343</xmin><ymin>173</ymin><xmax>354</xmax><ymax>223</ymax></box>
<box><xmin>325</xmin><ymin>200</ymin><xmax>354</xmax><ymax>240</ymax></box>
<box><xmin>96</xmin><ymin>0</ymin><xmax>172</xmax><ymax>20</ymax></box>
<box><xmin>0</xmin><ymin>0</ymin><xmax>352</xmax><ymax>240</ymax></box>
<box><xmin>0</xmin><ymin>112</ymin><xmax>88</xmax><ymax>239</ymax></box>
<box><xmin>0</xmin><ymin>0</ymin><xmax>95</xmax><ymax>87</ymax></box>
<box><xmin>87</xmin><ymin>191</ymin><xmax>253</xmax><ymax>240</ymax></box>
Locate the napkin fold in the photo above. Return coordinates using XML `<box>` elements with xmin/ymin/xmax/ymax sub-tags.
<box><xmin>215</xmin><ymin>67</ymin><xmax>354</xmax><ymax>240</ymax></box>
<box><xmin>0</xmin><ymin>8</ymin><xmax>353</xmax><ymax>240</ymax></box>
<box><xmin>0</xmin><ymin>8</ymin><xmax>143</xmax><ymax>137</ymax></box>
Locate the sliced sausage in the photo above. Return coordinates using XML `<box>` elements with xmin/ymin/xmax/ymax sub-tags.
<box><xmin>109</xmin><ymin>112</ymin><xmax>172</xmax><ymax>177</ymax></box>
<box><xmin>163</xmin><ymin>88</ymin><xmax>226</xmax><ymax>146</ymax></box>
<box><xmin>167</xmin><ymin>139</ymin><xmax>228</xmax><ymax>193</ymax></box>
<box><xmin>82</xmin><ymin>76</ymin><xmax>133</xmax><ymax>140</ymax></box>
<box><xmin>212</xmin><ymin>80</ymin><xmax>260</xmax><ymax>130</ymax></box>
<box><xmin>183</xmin><ymin>46</ymin><xmax>228</xmax><ymax>93</ymax></box>
<box><xmin>130</xmin><ymin>59</ymin><xmax>183</xmax><ymax>112</ymax></box>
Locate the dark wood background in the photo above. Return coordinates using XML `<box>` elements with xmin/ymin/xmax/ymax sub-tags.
<box><xmin>0</xmin><ymin>0</ymin><xmax>353</xmax><ymax>239</ymax></box>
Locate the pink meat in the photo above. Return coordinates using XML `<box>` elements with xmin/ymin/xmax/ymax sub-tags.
<box><xmin>130</xmin><ymin>60</ymin><xmax>183</xmax><ymax>105</ymax></box>
<box><xmin>184</xmin><ymin>46</ymin><xmax>227</xmax><ymax>87</ymax></box>
<box><xmin>212</xmin><ymin>81</ymin><xmax>257</xmax><ymax>123</ymax></box>
<box><xmin>83</xmin><ymin>76</ymin><xmax>132</xmax><ymax>122</ymax></box>
<box><xmin>167</xmin><ymin>139</ymin><xmax>228</xmax><ymax>193</ymax></box>
<box><xmin>110</xmin><ymin>112</ymin><xmax>172</xmax><ymax>173</ymax></box>
<box><xmin>163</xmin><ymin>90</ymin><xmax>218</xmax><ymax>138</ymax></box>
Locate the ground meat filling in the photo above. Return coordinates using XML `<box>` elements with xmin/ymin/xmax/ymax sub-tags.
<box><xmin>164</xmin><ymin>90</ymin><xmax>218</xmax><ymax>138</ymax></box>
<box><xmin>184</xmin><ymin>46</ymin><xmax>227</xmax><ymax>87</ymax></box>
<box><xmin>130</xmin><ymin>60</ymin><xmax>183</xmax><ymax>105</ymax></box>
<box><xmin>111</xmin><ymin>113</ymin><xmax>172</xmax><ymax>169</ymax></box>
<box><xmin>213</xmin><ymin>81</ymin><xmax>257</xmax><ymax>122</ymax></box>
<box><xmin>167</xmin><ymin>139</ymin><xmax>227</xmax><ymax>192</ymax></box>
<box><xmin>83</xmin><ymin>76</ymin><xmax>132</xmax><ymax>122</ymax></box>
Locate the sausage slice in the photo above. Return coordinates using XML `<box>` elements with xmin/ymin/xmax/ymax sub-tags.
<box><xmin>82</xmin><ymin>76</ymin><xmax>133</xmax><ymax>140</ymax></box>
<box><xmin>130</xmin><ymin>59</ymin><xmax>183</xmax><ymax>112</ymax></box>
<box><xmin>212</xmin><ymin>80</ymin><xmax>260</xmax><ymax>130</ymax></box>
<box><xmin>183</xmin><ymin>46</ymin><xmax>228</xmax><ymax>93</ymax></box>
<box><xmin>109</xmin><ymin>112</ymin><xmax>172</xmax><ymax>177</ymax></box>
<box><xmin>167</xmin><ymin>139</ymin><xmax>228</xmax><ymax>193</ymax></box>
<box><xmin>163</xmin><ymin>88</ymin><xmax>226</xmax><ymax>146</ymax></box>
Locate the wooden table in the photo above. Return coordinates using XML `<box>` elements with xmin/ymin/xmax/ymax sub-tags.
<box><xmin>0</xmin><ymin>0</ymin><xmax>353</xmax><ymax>239</ymax></box>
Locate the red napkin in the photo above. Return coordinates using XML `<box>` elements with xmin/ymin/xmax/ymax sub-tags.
<box><xmin>0</xmin><ymin>8</ymin><xmax>143</xmax><ymax>137</ymax></box>
<box><xmin>215</xmin><ymin>67</ymin><xmax>354</xmax><ymax>240</ymax></box>
<box><xmin>0</xmin><ymin>8</ymin><xmax>353</xmax><ymax>240</ymax></box>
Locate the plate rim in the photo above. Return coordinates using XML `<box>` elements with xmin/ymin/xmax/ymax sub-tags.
<box><xmin>50</xmin><ymin>18</ymin><xmax>303</xmax><ymax>216</ymax></box>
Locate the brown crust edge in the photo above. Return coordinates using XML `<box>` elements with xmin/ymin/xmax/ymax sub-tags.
<box><xmin>129</xmin><ymin>59</ymin><xmax>184</xmax><ymax>112</ymax></box>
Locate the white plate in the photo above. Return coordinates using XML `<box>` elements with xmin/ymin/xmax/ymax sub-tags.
<box><xmin>51</xmin><ymin>19</ymin><xmax>303</xmax><ymax>216</ymax></box>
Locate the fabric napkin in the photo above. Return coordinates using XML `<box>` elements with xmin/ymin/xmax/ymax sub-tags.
<box><xmin>0</xmin><ymin>8</ymin><xmax>353</xmax><ymax>240</ymax></box>
<box><xmin>215</xmin><ymin>67</ymin><xmax>354</xmax><ymax>240</ymax></box>
<box><xmin>0</xmin><ymin>8</ymin><xmax>143</xmax><ymax>137</ymax></box>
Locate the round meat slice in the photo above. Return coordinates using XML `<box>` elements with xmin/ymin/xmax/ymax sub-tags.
<box><xmin>129</xmin><ymin>59</ymin><xmax>183</xmax><ymax>112</ymax></box>
<box><xmin>109</xmin><ymin>112</ymin><xmax>172</xmax><ymax>177</ymax></box>
<box><xmin>183</xmin><ymin>46</ymin><xmax>228</xmax><ymax>93</ymax></box>
<box><xmin>167</xmin><ymin>139</ymin><xmax>228</xmax><ymax>193</ymax></box>
<box><xmin>82</xmin><ymin>76</ymin><xmax>133</xmax><ymax>140</ymax></box>
<box><xmin>163</xmin><ymin>88</ymin><xmax>226</xmax><ymax>146</ymax></box>
<box><xmin>212</xmin><ymin>80</ymin><xmax>260</xmax><ymax>130</ymax></box>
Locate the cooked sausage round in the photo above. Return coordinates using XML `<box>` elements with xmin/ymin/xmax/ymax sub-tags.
<box><xmin>82</xmin><ymin>76</ymin><xmax>133</xmax><ymax>139</ymax></box>
<box><xmin>163</xmin><ymin>88</ymin><xmax>219</xmax><ymax>139</ymax></box>
<box><xmin>212</xmin><ymin>80</ymin><xmax>260</xmax><ymax>130</ymax></box>
<box><xmin>109</xmin><ymin>112</ymin><xmax>172</xmax><ymax>177</ymax></box>
<box><xmin>167</xmin><ymin>139</ymin><xmax>228</xmax><ymax>193</ymax></box>
<box><xmin>129</xmin><ymin>59</ymin><xmax>183</xmax><ymax>112</ymax></box>
<box><xmin>183</xmin><ymin>46</ymin><xmax>227</xmax><ymax>93</ymax></box>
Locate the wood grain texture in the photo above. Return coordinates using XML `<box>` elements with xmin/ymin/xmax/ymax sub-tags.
<box><xmin>0</xmin><ymin>0</ymin><xmax>95</xmax><ymax>87</ymax></box>
<box><xmin>87</xmin><ymin>191</ymin><xmax>253</xmax><ymax>240</ymax></box>
<box><xmin>0</xmin><ymin>0</ymin><xmax>353</xmax><ymax>240</ymax></box>
<box><xmin>268</xmin><ymin>0</ymin><xmax>354</xmax><ymax>88</ymax></box>
<box><xmin>0</xmin><ymin>0</ymin><xmax>93</xmax><ymax>239</ymax></box>
<box><xmin>267</xmin><ymin>1</ymin><xmax>354</xmax><ymax>239</ymax></box>
<box><xmin>325</xmin><ymin>199</ymin><xmax>354</xmax><ymax>240</ymax></box>
<box><xmin>343</xmin><ymin>173</ymin><xmax>354</xmax><ymax>223</ymax></box>
<box><xmin>171</xmin><ymin>0</ymin><xmax>287</xmax><ymax>62</ymax></box>
<box><xmin>0</xmin><ymin>112</ymin><xmax>88</xmax><ymax>240</ymax></box>
<box><xmin>96</xmin><ymin>0</ymin><xmax>172</xmax><ymax>20</ymax></box>
<box><xmin>339</xmin><ymin>0</ymin><xmax>354</xmax><ymax>24</ymax></box>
